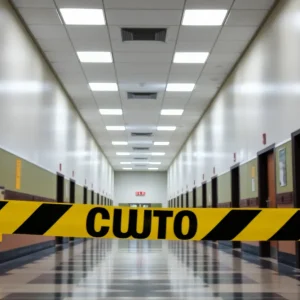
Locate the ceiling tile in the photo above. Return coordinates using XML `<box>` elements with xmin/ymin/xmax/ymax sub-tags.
<box><xmin>114</xmin><ymin>52</ymin><xmax>173</xmax><ymax>63</ymax></box>
<box><xmin>185</xmin><ymin>0</ymin><xmax>233</xmax><ymax>9</ymax></box>
<box><xmin>225</xmin><ymin>10</ymin><xmax>268</xmax><ymax>26</ymax></box>
<box><xmin>82</xmin><ymin>64</ymin><xmax>116</xmax><ymax>82</ymax></box>
<box><xmin>232</xmin><ymin>0</ymin><xmax>275</xmax><ymax>9</ymax></box>
<box><xmin>175</xmin><ymin>41</ymin><xmax>215</xmax><ymax>52</ymax></box>
<box><xmin>106</xmin><ymin>10</ymin><xmax>183</xmax><ymax>26</ymax></box>
<box><xmin>37</xmin><ymin>38</ymin><xmax>74</xmax><ymax>51</ymax></box>
<box><xmin>177</xmin><ymin>27</ymin><xmax>221</xmax><ymax>43</ymax></box>
<box><xmin>12</xmin><ymin>0</ymin><xmax>55</xmax><ymax>8</ymax></box>
<box><xmin>19</xmin><ymin>8</ymin><xmax>62</xmax><ymax>25</ymax></box>
<box><xmin>104</xmin><ymin>0</ymin><xmax>185</xmax><ymax>9</ymax></box>
<box><xmin>45</xmin><ymin>51</ymin><xmax>78</xmax><ymax>62</ymax></box>
<box><xmin>218</xmin><ymin>26</ymin><xmax>258</xmax><ymax>41</ymax></box>
<box><xmin>212</xmin><ymin>40</ymin><xmax>248</xmax><ymax>53</ymax></box>
<box><xmin>207</xmin><ymin>53</ymin><xmax>240</xmax><ymax>63</ymax></box>
<box><xmin>116</xmin><ymin>63</ymin><xmax>171</xmax><ymax>76</ymax></box>
<box><xmin>51</xmin><ymin>61</ymin><xmax>82</xmax><ymax>73</ymax></box>
<box><xmin>55</xmin><ymin>0</ymin><xmax>103</xmax><ymax>8</ymax></box>
<box><xmin>29</xmin><ymin>25</ymin><xmax>68</xmax><ymax>39</ymax></box>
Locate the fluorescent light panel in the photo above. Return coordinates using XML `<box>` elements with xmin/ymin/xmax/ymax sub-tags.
<box><xmin>149</xmin><ymin>162</ymin><xmax>161</xmax><ymax>165</ymax></box>
<box><xmin>161</xmin><ymin>109</ymin><xmax>184</xmax><ymax>116</ymax></box>
<box><xmin>120</xmin><ymin>162</ymin><xmax>131</xmax><ymax>165</ymax></box>
<box><xmin>123</xmin><ymin>168</ymin><xmax>132</xmax><ymax>170</ymax></box>
<box><xmin>60</xmin><ymin>9</ymin><xmax>106</xmax><ymax>25</ymax></box>
<box><xmin>174</xmin><ymin>52</ymin><xmax>209</xmax><ymax>64</ymax></box>
<box><xmin>112</xmin><ymin>141</ymin><xmax>128</xmax><ymax>145</ymax></box>
<box><xmin>77</xmin><ymin>52</ymin><xmax>112</xmax><ymax>63</ymax></box>
<box><xmin>100</xmin><ymin>109</ymin><xmax>122</xmax><ymax>115</ymax></box>
<box><xmin>151</xmin><ymin>152</ymin><xmax>165</xmax><ymax>156</ymax></box>
<box><xmin>116</xmin><ymin>152</ymin><xmax>130</xmax><ymax>156</ymax></box>
<box><xmin>148</xmin><ymin>168</ymin><xmax>159</xmax><ymax>170</ymax></box>
<box><xmin>166</xmin><ymin>83</ymin><xmax>195</xmax><ymax>92</ymax></box>
<box><xmin>157</xmin><ymin>126</ymin><xmax>176</xmax><ymax>131</ymax></box>
<box><xmin>106</xmin><ymin>126</ymin><xmax>125</xmax><ymax>131</ymax></box>
<box><xmin>182</xmin><ymin>9</ymin><xmax>228</xmax><ymax>26</ymax></box>
<box><xmin>89</xmin><ymin>83</ymin><xmax>118</xmax><ymax>91</ymax></box>
<box><xmin>154</xmin><ymin>142</ymin><xmax>169</xmax><ymax>146</ymax></box>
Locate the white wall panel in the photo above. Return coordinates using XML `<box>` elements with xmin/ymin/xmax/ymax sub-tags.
<box><xmin>168</xmin><ymin>1</ymin><xmax>300</xmax><ymax>199</ymax></box>
<box><xmin>0</xmin><ymin>1</ymin><xmax>114</xmax><ymax>197</ymax></box>
<box><xmin>115</xmin><ymin>171</ymin><xmax>167</xmax><ymax>206</ymax></box>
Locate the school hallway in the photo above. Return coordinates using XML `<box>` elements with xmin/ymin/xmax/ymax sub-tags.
<box><xmin>0</xmin><ymin>239</ymin><xmax>300</xmax><ymax>300</ymax></box>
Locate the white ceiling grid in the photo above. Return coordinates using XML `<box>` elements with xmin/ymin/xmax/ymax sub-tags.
<box><xmin>12</xmin><ymin>0</ymin><xmax>275</xmax><ymax>171</ymax></box>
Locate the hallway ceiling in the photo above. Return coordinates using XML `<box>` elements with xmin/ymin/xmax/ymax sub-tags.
<box><xmin>11</xmin><ymin>0</ymin><xmax>275</xmax><ymax>171</ymax></box>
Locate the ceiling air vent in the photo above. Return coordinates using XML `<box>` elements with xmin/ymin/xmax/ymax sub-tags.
<box><xmin>135</xmin><ymin>164</ymin><xmax>147</xmax><ymax>167</ymax></box>
<box><xmin>134</xmin><ymin>157</ymin><xmax>148</xmax><ymax>160</ymax></box>
<box><xmin>121</xmin><ymin>28</ymin><xmax>167</xmax><ymax>42</ymax></box>
<box><xmin>131</xmin><ymin>132</ymin><xmax>153</xmax><ymax>137</ymax></box>
<box><xmin>133</xmin><ymin>147</ymin><xmax>150</xmax><ymax>151</ymax></box>
<box><xmin>127</xmin><ymin>92</ymin><xmax>157</xmax><ymax>100</ymax></box>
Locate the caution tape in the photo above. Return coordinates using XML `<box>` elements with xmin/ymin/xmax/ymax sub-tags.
<box><xmin>0</xmin><ymin>200</ymin><xmax>299</xmax><ymax>241</ymax></box>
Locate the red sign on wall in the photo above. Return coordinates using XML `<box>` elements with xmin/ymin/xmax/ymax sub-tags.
<box><xmin>135</xmin><ymin>191</ymin><xmax>146</xmax><ymax>196</ymax></box>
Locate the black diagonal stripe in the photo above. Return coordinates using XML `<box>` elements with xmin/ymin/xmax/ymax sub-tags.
<box><xmin>0</xmin><ymin>201</ymin><xmax>8</xmax><ymax>210</ymax></box>
<box><xmin>269</xmin><ymin>211</ymin><xmax>300</xmax><ymax>241</ymax></box>
<box><xmin>14</xmin><ymin>203</ymin><xmax>71</xmax><ymax>235</ymax></box>
<box><xmin>202</xmin><ymin>210</ymin><xmax>261</xmax><ymax>240</ymax></box>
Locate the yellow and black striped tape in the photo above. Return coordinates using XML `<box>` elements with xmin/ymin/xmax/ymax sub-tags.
<box><xmin>0</xmin><ymin>200</ymin><xmax>299</xmax><ymax>241</ymax></box>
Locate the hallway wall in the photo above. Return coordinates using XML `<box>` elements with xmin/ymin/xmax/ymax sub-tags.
<box><xmin>0</xmin><ymin>0</ymin><xmax>114</xmax><ymax>198</ymax></box>
<box><xmin>115</xmin><ymin>171</ymin><xmax>167</xmax><ymax>206</ymax></box>
<box><xmin>168</xmin><ymin>0</ymin><xmax>297</xmax><ymax>199</ymax></box>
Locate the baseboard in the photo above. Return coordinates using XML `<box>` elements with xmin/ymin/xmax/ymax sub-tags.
<box><xmin>278</xmin><ymin>251</ymin><xmax>296</xmax><ymax>268</ymax></box>
<box><xmin>0</xmin><ymin>240</ymin><xmax>55</xmax><ymax>264</ymax></box>
<box><xmin>242</xmin><ymin>243</ymin><xmax>260</xmax><ymax>256</ymax></box>
<box><xmin>218</xmin><ymin>241</ymin><xmax>232</xmax><ymax>248</ymax></box>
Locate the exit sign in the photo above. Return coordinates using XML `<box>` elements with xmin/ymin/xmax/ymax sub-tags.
<box><xmin>136</xmin><ymin>191</ymin><xmax>146</xmax><ymax>196</ymax></box>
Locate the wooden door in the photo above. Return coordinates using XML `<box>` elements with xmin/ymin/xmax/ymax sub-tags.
<box><xmin>267</xmin><ymin>152</ymin><xmax>278</xmax><ymax>252</ymax></box>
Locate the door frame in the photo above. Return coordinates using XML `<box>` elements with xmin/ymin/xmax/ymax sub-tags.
<box><xmin>181</xmin><ymin>194</ymin><xmax>184</xmax><ymax>208</ymax></box>
<box><xmin>292</xmin><ymin>129</ymin><xmax>300</xmax><ymax>267</ymax></box>
<box><xmin>83</xmin><ymin>186</ymin><xmax>88</xmax><ymax>205</ymax></box>
<box><xmin>202</xmin><ymin>181</ymin><xmax>207</xmax><ymax>208</ymax></box>
<box><xmin>186</xmin><ymin>191</ymin><xmax>189</xmax><ymax>208</ymax></box>
<box><xmin>211</xmin><ymin>176</ymin><xmax>218</xmax><ymax>208</ymax></box>
<box><xmin>231</xmin><ymin>163</ymin><xmax>240</xmax><ymax>248</ymax></box>
<box><xmin>97</xmin><ymin>193</ymin><xmax>100</xmax><ymax>205</ymax></box>
<box><xmin>192</xmin><ymin>187</ymin><xmax>197</xmax><ymax>208</ymax></box>
<box><xmin>56</xmin><ymin>173</ymin><xmax>65</xmax><ymax>245</ymax></box>
<box><xmin>69</xmin><ymin>179</ymin><xmax>75</xmax><ymax>242</ymax></box>
<box><xmin>91</xmin><ymin>190</ymin><xmax>94</xmax><ymax>205</ymax></box>
<box><xmin>257</xmin><ymin>144</ymin><xmax>276</xmax><ymax>257</ymax></box>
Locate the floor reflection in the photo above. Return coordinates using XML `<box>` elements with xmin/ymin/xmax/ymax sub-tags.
<box><xmin>0</xmin><ymin>239</ymin><xmax>300</xmax><ymax>299</ymax></box>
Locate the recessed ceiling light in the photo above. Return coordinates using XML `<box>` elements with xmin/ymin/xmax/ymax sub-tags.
<box><xmin>151</xmin><ymin>152</ymin><xmax>165</xmax><ymax>156</ymax></box>
<box><xmin>161</xmin><ymin>109</ymin><xmax>184</xmax><ymax>116</ymax></box>
<box><xmin>60</xmin><ymin>9</ymin><xmax>106</xmax><ymax>25</ymax></box>
<box><xmin>154</xmin><ymin>142</ymin><xmax>170</xmax><ymax>146</ymax></box>
<box><xmin>174</xmin><ymin>52</ymin><xmax>209</xmax><ymax>64</ymax></box>
<box><xmin>166</xmin><ymin>84</ymin><xmax>195</xmax><ymax>92</ymax></box>
<box><xmin>148</xmin><ymin>168</ymin><xmax>159</xmax><ymax>170</ymax></box>
<box><xmin>182</xmin><ymin>9</ymin><xmax>228</xmax><ymax>26</ymax></box>
<box><xmin>149</xmin><ymin>162</ymin><xmax>161</xmax><ymax>165</ymax></box>
<box><xmin>89</xmin><ymin>83</ymin><xmax>118</xmax><ymax>91</ymax></box>
<box><xmin>112</xmin><ymin>141</ymin><xmax>128</xmax><ymax>145</ymax></box>
<box><xmin>120</xmin><ymin>162</ymin><xmax>131</xmax><ymax>165</ymax></box>
<box><xmin>99</xmin><ymin>109</ymin><xmax>123</xmax><ymax>115</ymax></box>
<box><xmin>123</xmin><ymin>168</ymin><xmax>132</xmax><ymax>170</ymax></box>
<box><xmin>77</xmin><ymin>52</ymin><xmax>113</xmax><ymax>63</ymax></box>
<box><xmin>116</xmin><ymin>152</ymin><xmax>130</xmax><ymax>156</ymax></box>
<box><xmin>157</xmin><ymin>126</ymin><xmax>176</xmax><ymax>131</ymax></box>
<box><xmin>106</xmin><ymin>126</ymin><xmax>125</xmax><ymax>131</ymax></box>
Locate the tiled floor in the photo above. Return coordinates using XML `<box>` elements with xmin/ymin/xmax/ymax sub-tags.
<box><xmin>1</xmin><ymin>239</ymin><xmax>300</xmax><ymax>299</ymax></box>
